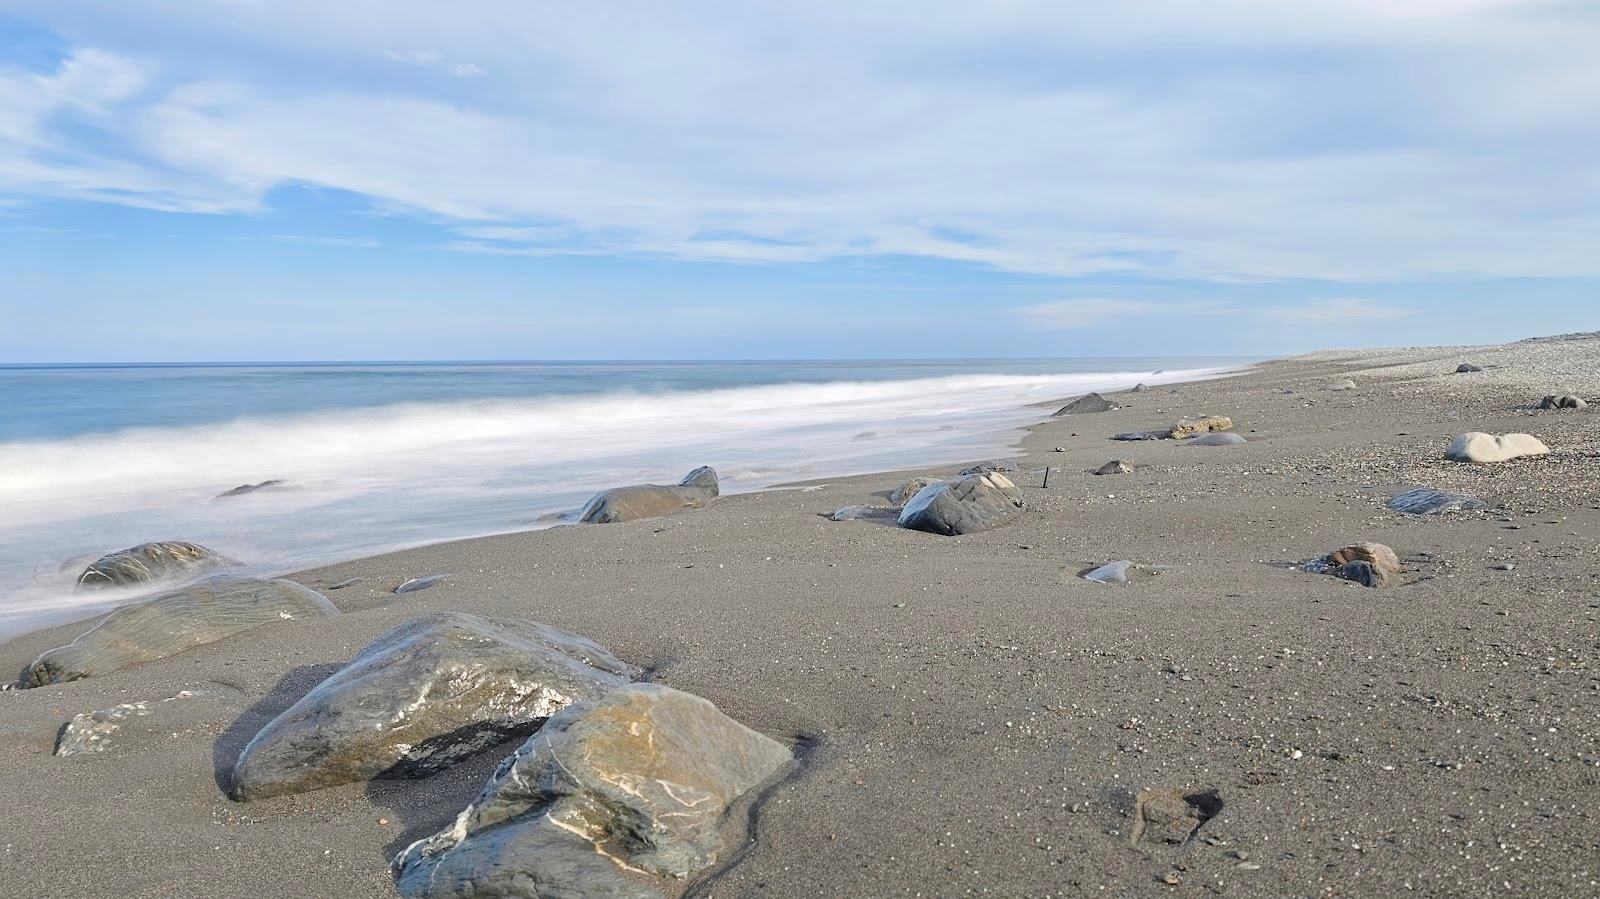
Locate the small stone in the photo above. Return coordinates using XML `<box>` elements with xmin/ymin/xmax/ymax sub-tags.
<box><xmin>1093</xmin><ymin>460</ymin><xmax>1137</xmax><ymax>476</ymax></box>
<box><xmin>394</xmin><ymin>575</ymin><xmax>448</xmax><ymax>594</ymax></box>
<box><xmin>1388</xmin><ymin>487</ymin><xmax>1487</xmax><ymax>516</ymax></box>
<box><xmin>1492</xmin><ymin>562</ymin><xmax>1516</xmax><ymax>571</ymax></box>
<box><xmin>1330</xmin><ymin>379</ymin><xmax>1357</xmax><ymax>391</ymax></box>
<box><xmin>1054</xmin><ymin>446</ymin><xmax>1067</xmax><ymax>453</ymax></box>
<box><xmin>1184</xmin><ymin>432</ymin><xmax>1246</xmax><ymax>446</ymax></box>
<box><xmin>1081</xmin><ymin>561</ymin><xmax>1134</xmax><ymax>584</ymax></box>
<box><xmin>1445</xmin><ymin>432</ymin><xmax>1549</xmax><ymax>463</ymax></box>
<box><xmin>1456</xmin><ymin>363</ymin><xmax>1483</xmax><ymax>373</ymax></box>
<box><xmin>1053</xmin><ymin>392</ymin><xmax>1119</xmax><ymax>416</ymax></box>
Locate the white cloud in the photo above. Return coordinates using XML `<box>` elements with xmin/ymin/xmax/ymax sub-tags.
<box><xmin>1258</xmin><ymin>298</ymin><xmax>1412</xmax><ymax>323</ymax></box>
<box><xmin>1015</xmin><ymin>297</ymin><xmax>1411</xmax><ymax>329</ymax></box>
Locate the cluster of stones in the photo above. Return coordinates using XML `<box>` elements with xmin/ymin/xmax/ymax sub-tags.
<box><xmin>1114</xmin><ymin>415</ymin><xmax>1243</xmax><ymax>445</ymax></box>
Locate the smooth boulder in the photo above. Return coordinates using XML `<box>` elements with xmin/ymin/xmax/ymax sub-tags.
<box><xmin>75</xmin><ymin>540</ymin><xmax>240</xmax><ymax>591</ymax></box>
<box><xmin>1184</xmin><ymin>432</ymin><xmax>1247</xmax><ymax>446</ymax></box>
<box><xmin>1540</xmin><ymin>394</ymin><xmax>1587</xmax><ymax>410</ymax></box>
<box><xmin>231</xmin><ymin>613</ymin><xmax>636</xmax><ymax>800</ymax></box>
<box><xmin>1081</xmin><ymin>561</ymin><xmax>1133</xmax><ymax>584</ymax></box>
<box><xmin>896</xmin><ymin>472</ymin><xmax>1025</xmax><ymax>536</ymax></box>
<box><xmin>1445</xmin><ymin>432</ymin><xmax>1549</xmax><ymax>463</ymax></box>
<box><xmin>577</xmin><ymin>466</ymin><xmax>719</xmax><ymax>524</ymax></box>
<box><xmin>394</xmin><ymin>683</ymin><xmax>792</xmax><ymax>899</ymax></box>
<box><xmin>1388</xmin><ymin>487</ymin><xmax>1488</xmax><ymax>516</ymax></box>
<box><xmin>21</xmin><ymin>578</ymin><xmax>337</xmax><ymax>687</ymax></box>
<box><xmin>1053</xmin><ymin>392</ymin><xmax>1118</xmax><ymax>416</ymax></box>
<box><xmin>1093</xmin><ymin>460</ymin><xmax>1137</xmax><ymax>476</ymax></box>
<box><xmin>889</xmin><ymin>476</ymin><xmax>941</xmax><ymax>506</ymax></box>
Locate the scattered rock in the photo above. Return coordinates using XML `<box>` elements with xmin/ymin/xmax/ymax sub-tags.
<box><xmin>896</xmin><ymin>472</ymin><xmax>1025</xmax><ymax>536</ymax></box>
<box><xmin>1130</xmin><ymin>787</ymin><xmax>1222</xmax><ymax>846</ymax></box>
<box><xmin>327</xmin><ymin>577</ymin><xmax>365</xmax><ymax>590</ymax></box>
<box><xmin>889</xmin><ymin>476</ymin><xmax>941</xmax><ymax>506</ymax></box>
<box><xmin>829</xmin><ymin>505</ymin><xmax>890</xmax><ymax>521</ymax></box>
<box><xmin>55</xmin><ymin>689</ymin><xmax>222</xmax><ymax>756</ymax></box>
<box><xmin>214</xmin><ymin>479</ymin><xmax>287</xmax><ymax>500</ymax></box>
<box><xmin>1054</xmin><ymin>446</ymin><xmax>1067</xmax><ymax>453</ymax></box>
<box><xmin>21</xmin><ymin>578</ymin><xmax>338</xmax><ymax>687</ymax></box>
<box><xmin>394</xmin><ymin>683</ymin><xmax>792</xmax><ymax>899</ymax></box>
<box><xmin>959</xmin><ymin>459</ymin><xmax>1020</xmax><ymax>476</ymax></box>
<box><xmin>1053</xmin><ymin>392</ymin><xmax>1119</xmax><ymax>416</ymax></box>
<box><xmin>1540</xmin><ymin>394</ymin><xmax>1587</xmax><ymax>410</ymax></box>
<box><xmin>1329</xmin><ymin>379</ymin><xmax>1357</xmax><ymax>391</ymax></box>
<box><xmin>1167</xmin><ymin>415</ymin><xmax>1233</xmax><ymax>439</ymax></box>
<box><xmin>1184</xmin><ymin>432</ymin><xmax>1247</xmax><ymax>446</ymax></box>
<box><xmin>1081</xmin><ymin>561</ymin><xmax>1134</xmax><ymax>584</ymax></box>
<box><xmin>1093</xmin><ymin>460</ymin><xmax>1137</xmax><ymax>476</ymax></box>
<box><xmin>1445</xmin><ymin>432</ymin><xmax>1550</xmax><ymax>463</ymax></box>
<box><xmin>395</xmin><ymin>575</ymin><xmax>448</xmax><ymax>594</ymax></box>
<box><xmin>1306</xmin><ymin>543</ymin><xmax>1400</xmax><ymax>588</ymax></box>
<box><xmin>1388</xmin><ymin>487</ymin><xmax>1488</xmax><ymax>516</ymax></box>
<box><xmin>231</xmin><ymin>613</ymin><xmax>636</xmax><ymax>800</ymax></box>
<box><xmin>75</xmin><ymin>541</ymin><xmax>241</xmax><ymax>591</ymax></box>
<box><xmin>1492</xmin><ymin>562</ymin><xmax>1516</xmax><ymax>571</ymax></box>
<box><xmin>1113</xmin><ymin>431</ymin><xmax>1163</xmax><ymax>441</ymax></box>
<box><xmin>1456</xmin><ymin>363</ymin><xmax>1483</xmax><ymax>373</ymax></box>
<box><xmin>1130</xmin><ymin>383</ymin><xmax>1149</xmax><ymax>392</ymax></box>
<box><xmin>577</xmin><ymin>466</ymin><xmax>719</xmax><ymax>524</ymax></box>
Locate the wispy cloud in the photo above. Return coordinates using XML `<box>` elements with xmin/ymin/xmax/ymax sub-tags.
<box><xmin>1014</xmin><ymin>297</ymin><xmax>1411</xmax><ymax>330</ymax></box>
<box><xmin>1258</xmin><ymin>298</ymin><xmax>1412</xmax><ymax>323</ymax></box>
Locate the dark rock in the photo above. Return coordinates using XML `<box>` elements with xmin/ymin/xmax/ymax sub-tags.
<box><xmin>897</xmin><ymin>472</ymin><xmax>1025</xmax><ymax>536</ymax></box>
<box><xmin>75</xmin><ymin>541</ymin><xmax>241</xmax><ymax>591</ymax></box>
<box><xmin>395</xmin><ymin>575</ymin><xmax>448</xmax><ymax>594</ymax></box>
<box><xmin>394</xmin><ymin>683</ymin><xmax>792</xmax><ymax>898</ymax></box>
<box><xmin>231</xmin><ymin>613</ymin><xmax>636</xmax><ymax>800</ymax></box>
<box><xmin>889</xmin><ymin>476</ymin><xmax>941</xmax><ymax>506</ymax></box>
<box><xmin>1388</xmin><ymin>487</ymin><xmax>1488</xmax><ymax>515</ymax></box>
<box><xmin>959</xmin><ymin>459</ymin><xmax>1019</xmax><ymax>476</ymax></box>
<box><xmin>1306</xmin><ymin>543</ymin><xmax>1400</xmax><ymax>588</ymax></box>
<box><xmin>20</xmin><ymin>578</ymin><xmax>337</xmax><ymax>687</ymax></box>
<box><xmin>1456</xmin><ymin>363</ymin><xmax>1483</xmax><ymax>373</ymax></box>
<box><xmin>1540</xmin><ymin>394</ymin><xmax>1587</xmax><ymax>410</ymax></box>
<box><xmin>1113</xmin><ymin>431</ymin><xmax>1162</xmax><ymax>441</ymax></box>
<box><xmin>1130</xmin><ymin>383</ymin><xmax>1149</xmax><ymax>392</ymax></box>
<box><xmin>1184</xmin><ymin>432</ymin><xmax>1247</xmax><ymax>446</ymax></box>
<box><xmin>1053</xmin><ymin>392</ymin><xmax>1118</xmax><ymax>416</ymax></box>
<box><xmin>214</xmin><ymin>479</ymin><xmax>286</xmax><ymax>499</ymax></box>
<box><xmin>1093</xmin><ymin>460</ymin><xmax>1137</xmax><ymax>475</ymax></box>
<box><xmin>578</xmin><ymin>466</ymin><xmax>719</xmax><ymax>524</ymax></box>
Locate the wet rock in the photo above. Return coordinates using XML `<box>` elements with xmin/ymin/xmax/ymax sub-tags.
<box><xmin>897</xmin><ymin>472</ymin><xmax>1025</xmax><ymax>536</ymax></box>
<box><xmin>1445</xmin><ymin>432</ymin><xmax>1549</xmax><ymax>463</ymax></box>
<box><xmin>959</xmin><ymin>459</ymin><xmax>1020</xmax><ymax>476</ymax></box>
<box><xmin>1456</xmin><ymin>363</ymin><xmax>1483</xmax><ymax>373</ymax></box>
<box><xmin>75</xmin><ymin>541</ymin><xmax>241</xmax><ymax>591</ymax></box>
<box><xmin>1167</xmin><ymin>415</ymin><xmax>1233</xmax><ymax>439</ymax></box>
<box><xmin>1081</xmin><ymin>561</ymin><xmax>1133</xmax><ymax>584</ymax></box>
<box><xmin>1184</xmin><ymin>432</ymin><xmax>1247</xmax><ymax>446</ymax></box>
<box><xmin>231</xmin><ymin>613</ymin><xmax>636</xmax><ymax>801</ymax></box>
<box><xmin>1053</xmin><ymin>392</ymin><xmax>1118</xmax><ymax>416</ymax></box>
<box><xmin>55</xmin><ymin>688</ymin><xmax>226</xmax><ymax>756</ymax></box>
<box><xmin>1540</xmin><ymin>394</ymin><xmax>1587</xmax><ymax>410</ymax></box>
<box><xmin>1093</xmin><ymin>460</ymin><xmax>1137</xmax><ymax>476</ymax></box>
<box><xmin>577</xmin><ymin>466</ymin><xmax>719</xmax><ymax>524</ymax></box>
<box><xmin>20</xmin><ymin>578</ymin><xmax>338</xmax><ymax>687</ymax></box>
<box><xmin>1388</xmin><ymin>487</ymin><xmax>1488</xmax><ymax>515</ymax></box>
<box><xmin>215</xmin><ymin>479</ymin><xmax>286</xmax><ymax>499</ymax></box>
<box><xmin>395</xmin><ymin>575</ymin><xmax>448</xmax><ymax>594</ymax></box>
<box><xmin>889</xmin><ymin>476</ymin><xmax>941</xmax><ymax>506</ymax></box>
<box><xmin>394</xmin><ymin>683</ymin><xmax>792</xmax><ymax>899</ymax></box>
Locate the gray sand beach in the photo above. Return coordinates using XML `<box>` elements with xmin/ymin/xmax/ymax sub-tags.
<box><xmin>3</xmin><ymin>334</ymin><xmax>1598</xmax><ymax>898</ymax></box>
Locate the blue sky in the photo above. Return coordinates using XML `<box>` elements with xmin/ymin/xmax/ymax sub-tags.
<box><xmin>2</xmin><ymin>2</ymin><xmax>1598</xmax><ymax>362</ymax></box>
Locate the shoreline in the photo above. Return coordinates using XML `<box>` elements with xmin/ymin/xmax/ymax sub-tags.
<box><xmin>3</xmin><ymin>334</ymin><xmax>1598</xmax><ymax>897</ymax></box>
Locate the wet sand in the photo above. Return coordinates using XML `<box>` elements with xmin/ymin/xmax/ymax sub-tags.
<box><xmin>3</xmin><ymin>335</ymin><xmax>1598</xmax><ymax>898</ymax></box>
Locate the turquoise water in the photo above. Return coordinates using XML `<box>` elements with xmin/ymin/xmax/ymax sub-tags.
<box><xmin>0</xmin><ymin>358</ymin><xmax>1250</xmax><ymax>634</ymax></box>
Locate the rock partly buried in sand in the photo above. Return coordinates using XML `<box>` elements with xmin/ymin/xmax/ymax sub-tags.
<box><xmin>1445</xmin><ymin>432</ymin><xmax>1549</xmax><ymax>463</ymax></box>
<box><xmin>829</xmin><ymin>505</ymin><xmax>891</xmax><ymax>521</ymax></box>
<box><xmin>889</xmin><ymin>476</ymin><xmax>941</xmax><ymax>506</ymax></box>
<box><xmin>1093</xmin><ymin>460</ymin><xmax>1137</xmax><ymax>476</ymax></box>
<box><xmin>1113</xmin><ymin>430</ymin><xmax>1163</xmax><ymax>441</ymax></box>
<box><xmin>1081</xmin><ymin>561</ymin><xmax>1133</xmax><ymax>584</ymax></box>
<box><xmin>1167</xmin><ymin>415</ymin><xmax>1233</xmax><ymax>439</ymax></box>
<box><xmin>395</xmin><ymin>574</ymin><xmax>448</xmax><ymax>594</ymax></box>
<box><xmin>1053</xmin><ymin>392</ymin><xmax>1118</xmax><ymax>416</ymax></box>
<box><xmin>21</xmin><ymin>578</ymin><xmax>337</xmax><ymax>687</ymax></box>
<box><xmin>577</xmin><ymin>466</ymin><xmax>719</xmax><ymax>524</ymax></box>
<box><xmin>215</xmin><ymin>479</ymin><xmax>286</xmax><ymax>500</ymax></box>
<box><xmin>1388</xmin><ymin>487</ymin><xmax>1488</xmax><ymax>516</ymax></box>
<box><xmin>1330</xmin><ymin>378</ymin><xmax>1357</xmax><ymax>391</ymax></box>
<box><xmin>75</xmin><ymin>540</ymin><xmax>240</xmax><ymax>591</ymax></box>
<box><xmin>1456</xmin><ymin>363</ymin><xmax>1483</xmax><ymax>373</ymax></box>
<box><xmin>231</xmin><ymin>613</ymin><xmax>636</xmax><ymax>801</ymax></box>
<box><xmin>1307</xmin><ymin>543</ymin><xmax>1400</xmax><ymax>588</ymax></box>
<box><xmin>394</xmin><ymin>683</ymin><xmax>792</xmax><ymax>899</ymax></box>
<box><xmin>896</xmin><ymin>472</ymin><xmax>1025</xmax><ymax>536</ymax></box>
<box><xmin>1184</xmin><ymin>432</ymin><xmax>1247</xmax><ymax>446</ymax></box>
<box><xmin>1540</xmin><ymin>393</ymin><xmax>1587</xmax><ymax>410</ymax></box>
<box><xmin>1130</xmin><ymin>382</ymin><xmax>1149</xmax><ymax>393</ymax></box>
<box><xmin>959</xmin><ymin>459</ymin><xmax>1019</xmax><ymax>476</ymax></box>
<box><xmin>55</xmin><ymin>688</ymin><xmax>225</xmax><ymax>756</ymax></box>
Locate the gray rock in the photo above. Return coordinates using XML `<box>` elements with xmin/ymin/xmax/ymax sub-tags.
<box><xmin>829</xmin><ymin>505</ymin><xmax>889</xmax><ymax>521</ymax></box>
<box><xmin>1081</xmin><ymin>561</ymin><xmax>1133</xmax><ymax>584</ymax></box>
<box><xmin>1456</xmin><ymin>363</ymin><xmax>1483</xmax><ymax>373</ymax></box>
<box><xmin>394</xmin><ymin>683</ymin><xmax>792</xmax><ymax>899</ymax></box>
<box><xmin>1306</xmin><ymin>543</ymin><xmax>1400</xmax><ymax>588</ymax></box>
<box><xmin>231</xmin><ymin>613</ymin><xmax>636</xmax><ymax>801</ymax></box>
<box><xmin>1388</xmin><ymin>487</ymin><xmax>1488</xmax><ymax>516</ymax></box>
<box><xmin>1113</xmin><ymin>431</ymin><xmax>1163</xmax><ymax>441</ymax></box>
<box><xmin>1093</xmin><ymin>460</ymin><xmax>1137</xmax><ymax>475</ymax></box>
<box><xmin>1330</xmin><ymin>379</ymin><xmax>1357</xmax><ymax>391</ymax></box>
<box><xmin>959</xmin><ymin>459</ymin><xmax>1019</xmax><ymax>476</ymax></box>
<box><xmin>1130</xmin><ymin>383</ymin><xmax>1149</xmax><ymax>392</ymax></box>
<box><xmin>1540</xmin><ymin>394</ymin><xmax>1587</xmax><ymax>410</ymax></box>
<box><xmin>889</xmin><ymin>476</ymin><xmax>941</xmax><ymax>506</ymax></box>
<box><xmin>897</xmin><ymin>472</ymin><xmax>1025</xmax><ymax>536</ymax></box>
<box><xmin>1184</xmin><ymin>432</ymin><xmax>1247</xmax><ymax>446</ymax></box>
<box><xmin>215</xmin><ymin>479</ymin><xmax>286</xmax><ymax>499</ymax></box>
<box><xmin>55</xmin><ymin>688</ymin><xmax>229</xmax><ymax>756</ymax></box>
<box><xmin>75</xmin><ymin>541</ymin><xmax>241</xmax><ymax>591</ymax></box>
<box><xmin>395</xmin><ymin>574</ymin><xmax>448</xmax><ymax>594</ymax></box>
<box><xmin>577</xmin><ymin>466</ymin><xmax>719</xmax><ymax>524</ymax></box>
<box><xmin>21</xmin><ymin>578</ymin><xmax>338</xmax><ymax>687</ymax></box>
<box><xmin>1053</xmin><ymin>392</ymin><xmax>1118</xmax><ymax>416</ymax></box>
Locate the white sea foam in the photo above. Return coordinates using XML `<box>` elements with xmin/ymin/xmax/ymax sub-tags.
<box><xmin>0</xmin><ymin>367</ymin><xmax>1226</xmax><ymax>637</ymax></box>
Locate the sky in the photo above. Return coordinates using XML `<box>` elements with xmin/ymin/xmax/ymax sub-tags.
<box><xmin>1</xmin><ymin>1</ymin><xmax>1598</xmax><ymax>362</ymax></box>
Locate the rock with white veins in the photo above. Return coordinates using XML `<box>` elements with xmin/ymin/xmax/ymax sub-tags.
<box><xmin>231</xmin><ymin>612</ymin><xmax>637</xmax><ymax>800</ymax></box>
<box><xmin>577</xmin><ymin>466</ymin><xmax>719</xmax><ymax>524</ymax></box>
<box><xmin>1445</xmin><ymin>432</ymin><xmax>1549</xmax><ymax>463</ymax></box>
<box><xmin>75</xmin><ymin>540</ymin><xmax>241</xmax><ymax>591</ymax></box>
<box><xmin>394</xmin><ymin>683</ymin><xmax>793</xmax><ymax>899</ymax></box>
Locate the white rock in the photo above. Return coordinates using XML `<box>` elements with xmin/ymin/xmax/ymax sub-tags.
<box><xmin>1445</xmin><ymin>432</ymin><xmax>1549</xmax><ymax>463</ymax></box>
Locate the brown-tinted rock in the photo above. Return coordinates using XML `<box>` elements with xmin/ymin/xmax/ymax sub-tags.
<box><xmin>577</xmin><ymin>466</ymin><xmax>719</xmax><ymax>524</ymax></box>
<box><xmin>1167</xmin><ymin>415</ymin><xmax>1233</xmax><ymax>439</ymax></box>
<box><xmin>394</xmin><ymin>683</ymin><xmax>792</xmax><ymax>898</ymax></box>
<box><xmin>75</xmin><ymin>540</ymin><xmax>240</xmax><ymax>591</ymax></box>
<box><xmin>231</xmin><ymin>613</ymin><xmax>636</xmax><ymax>800</ymax></box>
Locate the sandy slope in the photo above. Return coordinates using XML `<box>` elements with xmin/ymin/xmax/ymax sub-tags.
<box><xmin>2</xmin><ymin>335</ymin><xmax>1598</xmax><ymax>898</ymax></box>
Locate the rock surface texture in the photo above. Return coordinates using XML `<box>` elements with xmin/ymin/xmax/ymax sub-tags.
<box><xmin>75</xmin><ymin>541</ymin><xmax>240</xmax><ymax>590</ymax></box>
<box><xmin>394</xmin><ymin>683</ymin><xmax>793</xmax><ymax>899</ymax></box>
<box><xmin>577</xmin><ymin>467</ymin><xmax>719</xmax><ymax>524</ymax></box>
<box><xmin>1540</xmin><ymin>394</ymin><xmax>1587</xmax><ymax>410</ymax></box>
<box><xmin>1093</xmin><ymin>460</ymin><xmax>1137</xmax><ymax>476</ymax></box>
<box><xmin>888</xmin><ymin>476</ymin><xmax>941</xmax><ymax>506</ymax></box>
<box><xmin>21</xmin><ymin>578</ymin><xmax>337</xmax><ymax>687</ymax></box>
<box><xmin>232</xmin><ymin>613</ymin><xmax>636</xmax><ymax>800</ymax></box>
<box><xmin>1445</xmin><ymin>432</ymin><xmax>1550</xmax><ymax>463</ymax></box>
<box><xmin>1167</xmin><ymin>416</ymin><xmax>1234</xmax><ymax>439</ymax></box>
<box><xmin>1184</xmin><ymin>432</ymin><xmax>1247</xmax><ymax>446</ymax></box>
<box><xmin>959</xmin><ymin>459</ymin><xmax>1020</xmax><ymax>476</ymax></box>
<box><xmin>1388</xmin><ymin>487</ymin><xmax>1489</xmax><ymax>516</ymax></box>
<box><xmin>896</xmin><ymin>472</ymin><xmax>1025</xmax><ymax>536</ymax></box>
<box><xmin>1053</xmin><ymin>393</ymin><xmax>1118</xmax><ymax>416</ymax></box>
<box><xmin>1307</xmin><ymin>543</ymin><xmax>1401</xmax><ymax>588</ymax></box>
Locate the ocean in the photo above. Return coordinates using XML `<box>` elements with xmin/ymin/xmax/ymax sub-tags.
<box><xmin>0</xmin><ymin>358</ymin><xmax>1249</xmax><ymax>636</ymax></box>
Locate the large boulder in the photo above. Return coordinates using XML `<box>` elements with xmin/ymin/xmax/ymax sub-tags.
<box><xmin>394</xmin><ymin>683</ymin><xmax>793</xmax><ymax>899</ymax></box>
<box><xmin>897</xmin><ymin>472</ymin><xmax>1025</xmax><ymax>536</ymax></box>
<box><xmin>1388</xmin><ymin>487</ymin><xmax>1488</xmax><ymax>516</ymax></box>
<box><xmin>889</xmin><ymin>475</ymin><xmax>941</xmax><ymax>506</ymax></box>
<box><xmin>1445</xmin><ymin>432</ymin><xmax>1549</xmax><ymax>463</ymax></box>
<box><xmin>74</xmin><ymin>540</ymin><xmax>240</xmax><ymax>591</ymax></box>
<box><xmin>1167</xmin><ymin>415</ymin><xmax>1233</xmax><ymax>439</ymax></box>
<box><xmin>231</xmin><ymin>613</ymin><xmax>636</xmax><ymax>800</ymax></box>
<box><xmin>20</xmin><ymin>578</ymin><xmax>337</xmax><ymax>687</ymax></box>
<box><xmin>1053</xmin><ymin>392</ymin><xmax>1118</xmax><ymax>416</ymax></box>
<box><xmin>577</xmin><ymin>466</ymin><xmax>719</xmax><ymax>524</ymax></box>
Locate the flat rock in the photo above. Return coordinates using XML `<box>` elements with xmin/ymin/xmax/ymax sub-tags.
<box><xmin>20</xmin><ymin>578</ymin><xmax>338</xmax><ymax>687</ymax></box>
<box><xmin>1456</xmin><ymin>363</ymin><xmax>1483</xmax><ymax>373</ymax></box>
<box><xmin>1329</xmin><ymin>379</ymin><xmax>1357</xmax><ymax>391</ymax></box>
<box><xmin>1093</xmin><ymin>460</ymin><xmax>1137</xmax><ymax>476</ymax></box>
<box><xmin>395</xmin><ymin>574</ymin><xmax>449</xmax><ymax>594</ymax></box>
<box><xmin>1184</xmin><ymin>432</ymin><xmax>1247</xmax><ymax>446</ymax></box>
<box><xmin>1053</xmin><ymin>392</ymin><xmax>1118</xmax><ymax>416</ymax></box>
<box><xmin>55</xmin><ymin>687</ymin><xmax>235</xmax><ymax>756</ymax></box>
<box><xmin>1540</xmin><ymin>394</ymin><xmax>1587</xmax><ymax>410</ymax></box>
<box><xmin>1113</xmin><ymin>430</ymin><xmax>1163</xmax><ymax>441</ymax></box>
<box><xmin>889</xmin><ymin>476</ymin><xmax>941</xmax><ymax>506</ymax></box>
<box><xmin>1167</xmin><ymin>415</ymin><xmax>1233</xmax><ymax>439</ymax></box>
<box><xmin>394</xmin><ymin>683</ymin><xmax>792</xmax><ymax>899</ymax></box>
<box><xmin>1388</xmin><ymin>487</ymin><xmax>1488</xmax><ymax>515</ymax></box>
<box><xmin>959</xmin><ymin>459</ymin><xmax>1019</xmax><ymax>476</ymax></box>
<box><xmin>829</xmin><ymin>505</ymin><xmax>891</xmax><ymax>521</ymax></box>
<box><xmin>578</xmin><ymin>466</ymin><xmax>719</xmax><ymax>524</ymax></box>
<box><xmin>1081</xmin><ymin>561</ymin><xmax>1134</xmax><ymax>584</ymax></box>
<box><xmin>1445</xmin><ymin>432</ymin><xmax>1549</xmax><ymax>463</ymax></box>
<box><xmin>231</xmin><ymin>613</ymin><xmax>636</xmax><ymax>801</ymax></box>
<box><xmin>897</xmin><ymin>472</ymin><xmax>1025</xmax><ymax>536</ymax></box>
<box><xmin>75</xmin><ymin>540</ymin><xmax>240</xmax><ymax>591</ymax></box>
